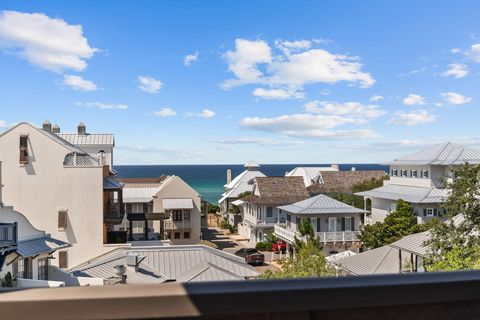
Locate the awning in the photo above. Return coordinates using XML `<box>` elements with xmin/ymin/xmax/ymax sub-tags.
<box><xmin>17</xmin><ymin>236</ymin><xmax>71</xmax><ymax>258</ymax></box>
<box><xmin>163</xmin><ymin>199</ymin><xmax>194</xmax><ymax>210</ymax></box>
<box><xmin>104</xmin><ymin>177</ymin><xmax>124</xmax><ymax>191</ymax></box>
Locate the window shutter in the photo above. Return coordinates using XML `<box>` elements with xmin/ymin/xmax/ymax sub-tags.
<box><xmin>433</xmin><ymin>208</ymin><xmax>438</xmax><ymax>217</ymax></box>
<box><xmin>351</xmin><ymin>217</ymin><xmax>355</xmax><ymax>231</ymax></box>
<box><xmin>58</xmin><ymin>211</ymin><xmax>67</xmax><ymax>229</ymax></box>
<box><xmin>59</xmin><ymin>251</ymin><xmax>68</xmax><ymax>269</ymax></box>
<box><xmin>341</xmin><ymin>217</ymin><xmax>345</xmax><ymax>231</ymax></box>
<box><xmin>316</xmin><ymin>218</ymin><xmax>321</xmax><ymax>232</ymax></box>
<box><xmin>423</xmin><ymin>209</ymin><xmax>427</xmax><ymax>217</ymax></box>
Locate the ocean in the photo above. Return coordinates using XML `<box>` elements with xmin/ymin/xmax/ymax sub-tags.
<box><xmin>114</xmin><ymin>164</ymin><xmax>389</xmax><ymax>204</ymax></box>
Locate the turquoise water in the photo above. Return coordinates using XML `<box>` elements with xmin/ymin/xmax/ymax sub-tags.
<box><xmin>114</xmin><ymin>164</ymin><xmax>388</xmax><ymax>204</ymax></box>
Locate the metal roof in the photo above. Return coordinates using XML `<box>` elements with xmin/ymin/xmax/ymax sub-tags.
<box><xmin>390</xmin><ymin>231</ymin><xmax>431</xmax><ymax>257</ymax></box>
<box><xmin>335</xmin><ymin>246</ymin><xmax>399</xmax><ymax>275</ymax></box>
<box><xmin>72</xmin><ymin>245</ymin><xmax>257</xmax><ymax>283</ymax></box>
<box><xmin>163</xmin><ymin>199</ymin><xmax>194</xmax><ymax>210</ymax></box>
<box><xmin>104</xmin><ymin>177</ymin><xmax>124</xmax><ymax>190</ymax></box>
<box><xmin>121</xmin><ymin>186</ymin><xmax>159</xmax><ymax>203</ymax></box>
<box><xmin>278</xmin><ymin>194</ymin><xmax>366</xmax><ymax>215</ymax></box>
<box><xmin>244</xmin><ymin>160</ymin><xmax>260</xmax><ymax>168</ymax></box>
<box><xmin>56</xmin><ymin>133</ymin><xmax>115</xmax><ymax>147</ymax></box>
<box><xmin>220</xmin><ymin>170</ymin><xmax>265</xmax><ymax>203</ymax></box>
<box><xmin>176</xmin><ymin>261</ymin><xmax>245</xmax><ymax>282</ymax></box>
<box><xmin>390</xmin><ymin>142</ymin><xmax>480</xmax><ymax>165</ymax></box>
<box><xmin>17</xmin><ymin>236</ymin><xmax>71</xmax><ymax>258</ymax></box>
<box><xmin>355</xmin><ymin>184</ymin><xmax>448</xmax><ymax>203</ymax></box>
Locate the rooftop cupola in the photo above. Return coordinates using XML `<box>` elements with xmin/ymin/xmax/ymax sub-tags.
<box><xmin>78</xmin><ymin>122</ymin><xmax>86</xmax><ymax>135</ymax></box>
<box><xmin>244</xmin><ymin>160</ymin><xmax>260</xmax><ymax>171</ymax></box>
<box><xmin>42</xmin><ymin>120</ymin><xmax>52</xmax><ymax>132</ymax></box>
<box><xmin>52</xmin><ymin>124</ymin><xmax>60</xmax><ymax>133</ymax></box>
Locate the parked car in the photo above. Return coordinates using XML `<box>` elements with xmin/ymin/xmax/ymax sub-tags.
<box><xmin>272</xmin><ymin>240</ymin><xmax>286</xmax><ymax>254</ymax></box>
<box><xmin>234</xmin><ymin>248</ymin><xmax>265</xmax><ymax>266</ymax></box>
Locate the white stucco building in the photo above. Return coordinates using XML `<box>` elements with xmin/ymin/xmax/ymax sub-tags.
<box><xmin>356</xmin><ymin>142</ymin><xmax>480</xmax><ymax>224</ymax></box>
<box><xmin>0</xmin><ymin>122</ymin><xmax>124</xmax><ymax>269</ymax></box>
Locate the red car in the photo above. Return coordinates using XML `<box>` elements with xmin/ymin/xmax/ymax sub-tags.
<box><xmin>272</xmin><ymin>240</ymin><xmax>287</xmax><ymax>253</ymax></box>
<box><xmin>234</xmin><ymin>248</ymin><xmax>265</xmax><ymax>266</ymax></box>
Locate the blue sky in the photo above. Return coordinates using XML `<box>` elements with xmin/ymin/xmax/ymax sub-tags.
<box><xmin>1</xmin><ymin>1</ymin><xmax>480</xmax><ymax>164</ymax></box>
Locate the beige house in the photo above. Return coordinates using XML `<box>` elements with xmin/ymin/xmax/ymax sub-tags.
<box><xmin>0</xmin><ymin>122</ymin><xmax>124</xmax><ymax>269</ymax></box>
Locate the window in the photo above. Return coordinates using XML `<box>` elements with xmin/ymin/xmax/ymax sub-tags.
<box><xmin>328</xmin><ymin>217</ymin><xmax>336</xmax><ymax>232</ymax></box>
<box><xmin>266</xmin><ymin>207</ymin><xmax>273</xmax><ymax>217</ymax></box>
<box><xmin>344</xmin><ymin>217</ymin><xmax>353</xmax><ymax>231</ymax></box>
<box><xmin>411</xmin><ymin>170</ymin><xmax>418</xmax><ymax>178</ymax></box>
<box><xmin>423</xmin><ymin>208</ymin><xmax>437</xmax><ymax>217</ymax></box>
<box><xmin>401</xmin><ymin>170</ymin><xmax>407</xmax><ymax>177</ymax></box>
<box><xmin>421</xmin><ymin>170</ymin><xmax>429</xmax><ymax>178</ymax></box>
<box><xmin>286</xmin><ymin>214</ymin><xmax>291</xmax><ymax>227</ymax></box>
<box><xmin>143</xmin><ymin>203</ymin><xmax>149</xmax><ymax>213</ymax></box>
<box><xmin>13</xmin><ymin>258</ymin><xmax>32</xmax><ymax>279</ymax></box>
<box><xmin>59</xmin><ymin>251</ymin><xmax>68</xmax><ymax>269</ymax></box>
<box><xmin>174</xmin><ymin>232</ymin><xmax>181</xmax><ymax>239</ymax></box>
<box><xmin>58</xmin><ymin>210</ymin><xmax>67</xmax><ymax>230</ymax></box>
<box><xmin>173</xmin><ymin>210</ymin><xmax>182</xmax><ymax>221</ymax></box>
<box><xmin>390</xmin><ymin>203</ymin><xmax>397</xmax><ymax>212</ymax></box>
<box><xmin>19</xmin><ymin>135</ymin><xmax>28</xmax><ymax>164</ymax></box>
<box><xmin>183</xmin><ymin>210</ymin><xmax>191</xmax><ymax>220</ymax></box>
<box><xmin>126</xmin><ymin>203</ymin><xmax>132</xmax><ymax>213</ymax></box>
<box><xmin>38</xmin><ymin>258</ymin><xmax>49</xmax><ymax>280</ymax></box>
<box><xmin>184</xmin><ymin>231</ymin><xmax>190</xmax><ymax>239</ymax></box>
<box><xmin>391</xmin><ymin>169</ymin><xmax>398</xmax><ymax>176</ymax></box>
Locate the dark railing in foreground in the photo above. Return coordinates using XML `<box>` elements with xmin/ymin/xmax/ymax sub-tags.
<box><xmin>1</xmin><ymin>271</ymin><xmax>480</xmax><ymax>319</ymax></box>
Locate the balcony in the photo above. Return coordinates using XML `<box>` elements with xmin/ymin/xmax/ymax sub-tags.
<box><xmin>243</xmin><ymin>214</ymin><xmax>276</xmax><ymax>227</ymax></box>
<box><xmin>274</xmin><ymin>224</ymin><xmax>360</xmax><ymax>243</ymax></box>
<box><xmin>164</xmin><ymin>219</ymin><xmax>191</xmax><ymax>230</ymax></box>
<box><xmin>0</xmin><ymin>222</ymin><xmax>17</xmax><ymax>249</ymax></box>
<box><xmin>63</xmin><ymin>153</ymin><xmax>105</xmax><ymax>168</ymax></box>
<box><xmin>2</xmin><ymin>271</ymin><xmax>480</xmax><ymax>319</ymax></box>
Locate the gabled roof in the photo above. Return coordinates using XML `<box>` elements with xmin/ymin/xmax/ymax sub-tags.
<box><xmin>286</xmin><ymin>166</ymin><xmax>339</xmax><ymax>186</ymax></box>
<box><xmin>335</xmin><ymin>246</ymin><xmax>399</xmax><ymax>275</ymax></box>
<box><xmin>307</xmin><ymin>170</ymin><xmax>387</xmax><ymax>194</ymax></box>
<box><xmin>243</xmin><ymin>176</ymin><xmax>309</xmax><ymax>206</ymax></box>
<box><xmin>389</xmin><ymin>231</ymin><xmax>430</xmax><ymax>257</ymax></box>
<box><xmin>219</xmin><ymin>170</ymin><xmax>266</xmax><ymax>203</ymax></box>
<box><xmin>244</xmin><ymin>160</ymin><xmax>260</xmax><ymax>168</ymax></box>
<box><xmin>56</xmin><ymin>133</ymin><xmax>114</xmax><ymax>147</ymax></box>
<box><xmin>355</xmin><ymin>184</ymin><xmax>449</xmax><ymax>203</ymax></box>
<box><xmin>390</xmin><ymin>142</ymin><xmax>480</xmax><ymax>165</ymax></box>
<box><xmin>278</xmin><ymin>194</ymin><xmax>366</xmax><ymax>215</ymax></box>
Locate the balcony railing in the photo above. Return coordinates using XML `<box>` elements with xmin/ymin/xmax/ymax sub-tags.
<box><xmin>2</xmin><ymin>271</ymin><xmax>480</xmax><ymax>319</ymax></box>
<box><xmin>243</xmin><ymin>214</ymin><xmax>276</xmax><ymax>227</ymax></box>
<box><xmin>0</xmin><ymin>222</ymin><xmax>17</xmax><ymax>248</ymax></box>
<box><xmin>164</xmin><ymin>219</ymin><xmax>191</xmax><ymax>230</ymax></box>
<box><xmin>274</xmin><ymin>224</ymin><xmax>360</xmax><ymax>243</ymax></box>
<box><xmin>63</xmin><ymin>153</ymin><xmax>105</xmax><ymax>168</ymax></box>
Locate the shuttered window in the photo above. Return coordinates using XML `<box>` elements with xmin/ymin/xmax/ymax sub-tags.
<box><xmin>58</xmin><ymin>210</ymin><xmax>67</xmax><ymax>230</ymax></box>
<box><xmin>316</xmin><ymin>218</ymin><xmax>321</xmax><ymax>232</ymax></box>
<box><xmin>59</xmin><ymin>251</ymin><xmax>68</xmax><ymax>269</ymax></box>
<box><xmin>19</xmin><ymin>135</ymin><xmax>28</xmax><ymax>164</ymax></box>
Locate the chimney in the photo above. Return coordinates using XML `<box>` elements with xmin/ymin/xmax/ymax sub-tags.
<box><xmin>226</xmin><ymin>169</ymin><xmax>232</xmax><ymax>184</ymax></box>
<box><xmin>42</xmin><ymin>120</ymin><xmax>52</xmax><ymax>132</ymax></box>
<box><xmin>331</xmin><ymin>164</ymin><xmax>339</xmax><ymax>171</ymax></box>
<box><xmin>0</xmin><ymin>161</ymin><xmax>3</xmax><ymax>207</ymax></box>
<box><xmin>77</xmin><ymin>122</ymin><xmax>86</xmax><ymax>135</ymax></box>
<box><xmin>52</xmin><ymin>124</ymin><xmax>60</xmax><ymax>133</ymax></box>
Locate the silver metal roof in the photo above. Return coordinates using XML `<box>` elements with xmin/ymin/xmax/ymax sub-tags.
<box><xmin>104</xmin><ymin>177</ymin><xmax>124</xmax><ymax>190</ymax></box>
<box><xmin>244</xmin><ymin>160</ymin><xmax>260</xmax><ymax>168</ymax></box>
<box><xmin>390</xmin><ymin>142</ymin><xmax>480</xmax><ymax>165</ymax></box>
<box><xmin>355</xmin><ymin>184</ymin><xmax>448</xmax><ymax>203</ymax></box>
<box><xmin>72</xmin><ymin>245</ymin><xmax>257</xmax><ymax>283</ymax></box>
<box><xmin>335</xmin><ymin>246</ymin><xmax>399</xmax><ymax>275</ymax></box>
<box><xmin>278</xmin><ymin>194</ymin><xmax>366</xmax><ymax>215</ymax></box>
<box><xmin>390</xmin><ymin>231</ymin><xmax>430</xmax><ymax>257</ymax></box>
<box><xmin>163</xmin><ymin>199</ymin><xmax>194</xmax><ymax>210</ymax></box>
<box><xmin>56</xmin><ymin>133</ymin><xmax>115</xmax><ymax>147</ymax></box>
<box><xmin>17</xmin><ymin>236</ymin><xmax>70</xmax><ymax>258</ymax></box>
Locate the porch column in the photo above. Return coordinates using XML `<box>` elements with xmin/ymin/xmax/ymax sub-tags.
<box><xmin>286</xmin><ymin>242</ymin><xmax>290</xmax><ymax>258</ymax></box>
<box><xmin>144</xmin><ymin>220</ymin><xmax>148</xmax><ymax>240</ymax></box>
<box><xmin>128</xmin><ymin>219</ymin><xmax>133</xmax><ymax>241</ymax></box>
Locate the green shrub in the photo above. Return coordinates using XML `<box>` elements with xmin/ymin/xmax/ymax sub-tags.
<box><xmin>219</xmin><ymin>220</ymin><xmax>229</xmax><ymax>229</ymax></box>
<box><xmin>255</xmin><ymin>241</ymin><xmax>272</xmax><ymax>252</ymax></box>
<box><xmin>227</xmin><ymin>224</ymin><xmax>236</xmax><ymax>234</ymax></box>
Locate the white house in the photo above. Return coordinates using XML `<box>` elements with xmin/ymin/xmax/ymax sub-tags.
<box><xmin>238</xmin><ymin>176</ymin><xmax>309</xmax><ymax>243</ymax></box>
<box><xmin>218</xmin><ymin>161</ymin><xmax>265</xmax><ymax>217</ymax></box>
<box><xmin>356</xmin><ymin>142</ymin><xmax>480</xmax><ymax>224</ymax></box>
<box><xmin>0</xmin><ymin>122</ymin><xmax>124</xmax><ymax>269</ymax></box>
<box><xmin>274</xmin><ymin>194</ymin><xmax>365</xmax><ymax>256</ymax></box>
<box><xmin>285</xmin><ymin>165</ymin><xmax>339</xmax><ymax>187</ymax></box>
<box><xmin>118</xmin><ymin>175</ymin><xmax>202</xmax><ymax>245</ymax></box>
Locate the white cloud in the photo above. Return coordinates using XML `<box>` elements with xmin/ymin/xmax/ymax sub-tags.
<box><xmin>208</xmin><ymin>137</ymin><xmax>304</xmax><ymax>146</ymax></box>
<box><xmin>441</xmin><ymin>63</ymin><xmax>469</xmax><ymax>78</ymax></box>
<box><xmin>252</xmin><ymin>87</ymin><xmax>305</xmax><ymax>100</ymax></box>
<box><xmin>183</xmin><ymin>51</ymin><xmax>199</xmax><ymax>66</ymax></box>
<box><xmin>304</xmin><ymin>100</ymin><xmax>387</xmax><ymax>119</ymax></box>
<box><xmin>75</xmin><ymin>102</ymin><xmax>128</xmax><ymax>110</ymax></box>
<box><xmin>154</xmin><ymin>108</ymin><xmax>176</xmax><ymax>117</ymax></box>
<box><xmin>0</xmin><ymin>11</ymin><xmax>97</xmax><ymax>72</ymax></box>
<box><xmin>62</xmin><ymin>75</ymin><xmax>97</xmax><ymax>91</ymax></box>
<box><xmin>403</xmin><ymin>94</ymin><xmax>425</xmax><ymax>106</ymax></box>
<box><xmin>240</xmin><ymin>113</ymin><xmax>376</xmax><ymax>139</ymax></box>
<box><xmin>137</xmin><ymin>76</ymin><xmax>162</xmax><ymax>94</ymax></box>
<box><xmin>440</xmin><ymin>92</ymin><xmax>472</xmax><ymax>105</ymax></box>
<box><xmin>0</xmin><ymin>120</ymin><xmax>14</xmax><ymax>129</ymax></box>
<box><xmin>388</xmin><ymin>109</ymin><xmax>437</xmax><ymax>126</ymax></box>
<box><xmin>188</xmin><ymin>109</ymin><xmax>216</xmax><ymax>118</ymax></box>
<box><xmin>451</xmin><ymin>48</ymin><xmax>461</xmax><ymax>54</ymax></box>
<box><xmin>466</xmin><ymin>43</ymin><xmax>480</xmax><ymax>63</ymax></box>
<box><xmin>369</xmin><ymin>95</ymin><xmax>384</xmax><ymax>102</ymax></box>
<box><xmin>221</xmin><ymin>38</ymin><xmax>374</xmax><ymax>92</ymax></box>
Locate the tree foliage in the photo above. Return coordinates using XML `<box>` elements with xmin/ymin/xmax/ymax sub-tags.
<box><xmin>328</xmin><ymin>176</ymin><xmax>388</xmax><ymax>211</ymax></box>
<box><xmin>229</xmin><ymin>191</ymin><xmax>252</xmax><ymax>214</ymax></box>
<box><xmin>425</xmin><ymin>164</ymin><xmax>480</xmax><ymax>271</ymax></box>
<box><xmin>260</xmin><ymin>240</ymin><xmax>334</xmax><ymax>279</ymax></box>
<box><xmin>359</xmin><ymin>199</ymin><xmax>431</xmax><ymax>248</ymax></box>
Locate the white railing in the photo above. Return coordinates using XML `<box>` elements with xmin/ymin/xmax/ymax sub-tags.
<box><xmin>274</xmin><ymin>224</ymin><xmax>360</xmax><ymax>243</ymax></box>
<box><xmin>64</xmin><ymin>153</ymin><xmax>105</xmax><ymax>167</ymax></box>
<box><xmin>164</xmin><ymin>219</ymin><xmax>191</xmax><ymax>230</ymax></box>
<box><xmin>243</xmin><ymin>214</ymin><xmax>277</xmax><ymax>227</ymax></box>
